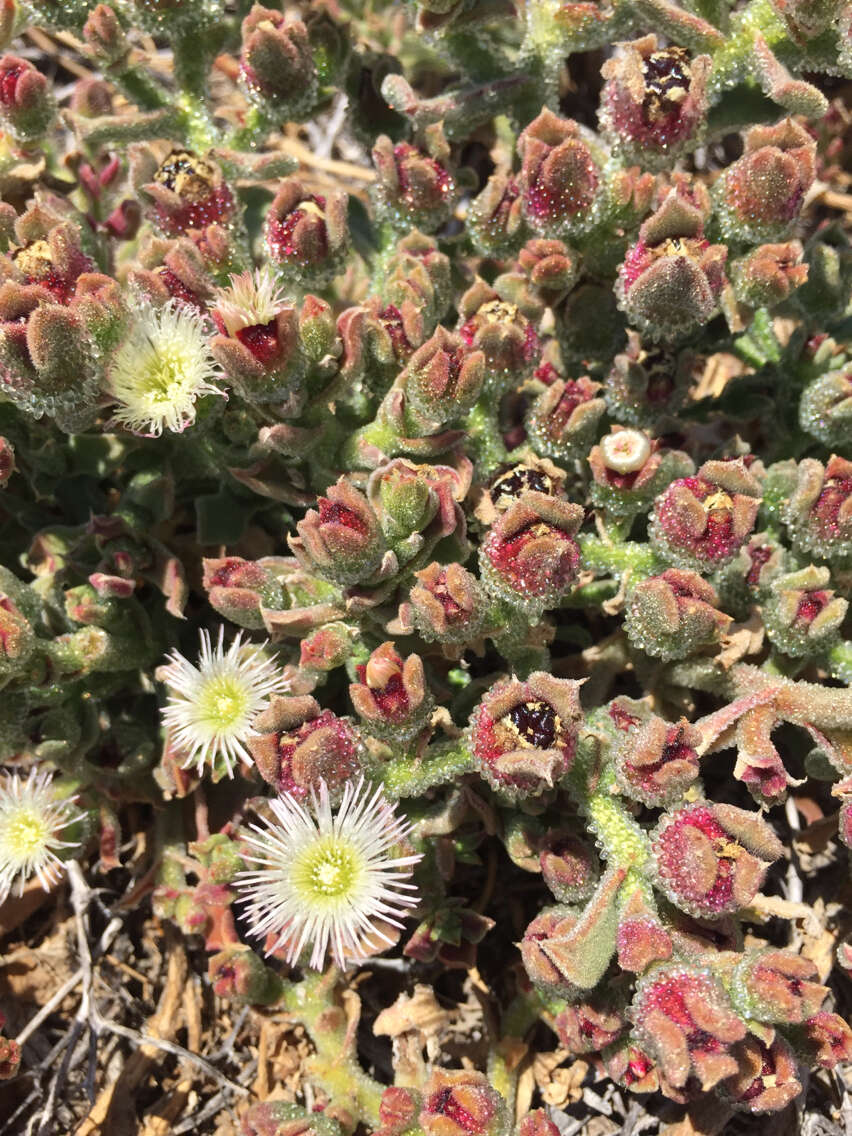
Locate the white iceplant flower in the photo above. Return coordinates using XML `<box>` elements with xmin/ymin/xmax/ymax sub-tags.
<box><xmin>236</xmin><ymin>777</ymin><xmax>422</xmax><ymax>969</ymax></box>
<box><xmin>0</xmin><ymin>769</ymin><xmax>84</xmax><ymax>903</ymax></box>
<box><xmin>106</xmin><ymin>300</ymin><xmax>223</xmax><ymax>436</ymax></box>
<box><xmin>213</xmin><ymin>267</ymin><xmax>289</xmax><ymax>335</ymax></box>
<box><xmin>160</xmin><ymin>626</ymin><xmax>288</xmax><ymax>777</ymax></box>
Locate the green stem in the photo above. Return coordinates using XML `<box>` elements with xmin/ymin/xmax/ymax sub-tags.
<box><xmin>113</xmin><ymin>64</ymin><xmax>169</xmax><ymax>111</ymax></box>
<box><xmin>825</xmin><ymin>641</ymin><xmax>852</xmax><ymax>685</ymax></box>
<box><xmin>378</xmin><ymin>738</ymin><xmax>475</xmax><ymax>799</ymax></box>
<box><xmin>465</xmin><ymin>396</ymin><xmax>508</xmax><ymax>473</ymax></box>
<box><xmin>579</xmin><ymin>534</ymin><xmax>662</xmax><ymax>580</ymax></box>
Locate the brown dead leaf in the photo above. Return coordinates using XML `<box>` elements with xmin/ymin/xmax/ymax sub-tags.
<box><xmin>717</xmin><ymin>614</ymin><xmax>764</xmax><ymax>670</ymax></box>
<box><xmin>373</xmin><ymin>984</ymin><xmax>450</xmax><ymax>1039</ymax></box>
<box><xmin>533</xmin><ymin>1049</ymin><xmax>589</xmax><ymax>1108</ymax></box>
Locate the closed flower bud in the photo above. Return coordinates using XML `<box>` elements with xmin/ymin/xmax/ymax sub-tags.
<box><xmin>763</xmin><ymin>565</ymin><xmax>847</xmax><ymax>657</ymax></box>
<box><xmin>381</xmin><ymin>230</ymin><xmax>452</xmax><ymax>333</ymax></box>
<box><xmin>240</xmin><ymin>7</ymin><xmax>318</xmax><ymax>121</ymax></box>
<box><xmin>720</xmin><ymin>1035</ymin><xmax>802</xmax><ymax>1114</ymax></box>
<box><xmin>604</xmin><ymin>332</ymin><xmax>697</xmax><ymax>428</ymax></box>
<box><xmin>350</xmin><ymin>642</ymin><xmax>432</xmax><ymax>742</ymax></box>
<box><xmin>247</xmin><ymin>694</ymin><xmax>362</xmax><ymax>800</ymax></box>
<box><xmin>716</xmin><ymin>119</ymin><xmax>816</xmax><ymax>243</ymax></box>
<box><xmin>290</xmin><ymin>478</ymin><xmax>386</xmax><ymax>586</ymax></box>
<box><xmin>144</xmin><ymin>150</ymin><xmax>236</xmax><ymax>238</ymax></box>
<box><xmin>372</xmin><ymin>130</ymin><xmax>456</xmax><ymax>234</ymax></box>
<box><xmin>555</xmin><ymin>997</ymin><xmax>626</xmax><ymax>1055</ymax></box>
<box><xmin>793</xmin><ymin>1012</ymin><xmax>852</xmax><ymax>1070</ymax></box>
<box><xmin>731</xmin><ymin>241</ymin><xmax>808</xmax><ymax>308</ymax></box>
<box><xmin>420</xmin><ymin>1069</ymin><xmax>505</xmax><ymax>1136</ymax></box>
<box><xmin>405</xmin><ymin>561</ymin><xmax>485</xmax><ymax>645</ymax></box>
<box><xmin>0</xmin><ymin>55</ymin><xmax>55</xmax><ymax>143</ymax></box>
<box><xmin>599</xmin><ymin>36</ymin><xmax>710</xmax><ymax>170</ymax></box>
<box><xmin>520</xmin><ymin>905</ymin><xmax>583</xmax><ymax>996</ymax></box>
<box><xmin>299</xmin><ymin>294</ymin><xmax>338</xmax><ymax>363</ymax></box>
<box><xmin>0</xmin><ymin>1026</ymin><xmax>20</xmax><ymax>1081</ymax></box>
<box><xmin>503</xmin><ymin>813</ymin><xmax>544</xmax><ymax>871</ymax></box>
<box><xmin>616</xmin><ymin>191</ymin><xmax>727</xmax><ymax>341</ymax></box>
<box><xmin>624</xmin><ymin>569</ymin><xmax>730</xmax><ymax>661</ymax></box>
<box><xmin>589</xmin><ymin>429</ymin><xmax>694</xmax><ymax>520</ymax></box>
<box><xmin>208</xmin><ymin>944</ymin><xmax>283</xmax><ymax>1004</ymax></box>
<box><xmin>83</xmin><ymin>4</ymin><xmax>129</xmax><ymax>68</ymax></box>
<box><xmin>404</xmin><ymin>326</ymin><xmax>484</xmax><ymax>427</ymax></box>
<box><xmin>731</xmin><ymin>949</ymin><xmax>828</xmax><ymax>1024</ymax></box>
<box><xmin>299</xmin><ymin>623</ymin><xmax>354</xmax><ymax>672</ymax></box>
<box><xmin>0</xmin><ymin>592</ymin><xmax>34</xmax><ymax>675</ymax></box>
<box><xmin>630</xmin><ymin>966</ymin><xmax>746</xmax><ymax>1091</ymax></box>
<box><xmin>518</xmin><ymin>109</ymin><xmax>603</xmax><ymax>239</ymax></box>
<box><xmin>652</xmin><ymin>801</ymin><xmax>783</xmax><ymax>918</ymax></box>
<box><xmin>367</xmin><ymin>458</ymin><xmax>468</xmax><ymax>559</ymax></box>
<box><xmin>602</xmin><ymin>1040</ymin><xmax>660</xmax><ymax>1095</ymax></box>
<box><xmin>514</xmin><ymin>238</ymin><xmax>580</xmax><ymax>308</ymax></box>
<box><xmin>203</xmin><ymin>557</ymin><xmax>286</xmax><ymax>631</ymax></box>
<box><xmin>616</xmin><ymin>886</ymin><xmax>673</xmax><ymax>972</ymax></box>
<box><xmin>265</xmin><ymin>179</ymin><xmax>349</xmax><ymax>287</ymax></box>
<box><xmin>377</xmin><ymin>1087</ymin><xmax>420</xmax><ymax>1136</ymax></box>
<box><xmin>608</xmin><ymin>697</ymin><xmax>701</xmax><ymax>805</ymax></box>
<box><xmin>241</xmin><ymin>1104</ymin><xmax>342</xmax><ymax>1136</ymax></box>
<box><xmin>471</xmin><ymin>672</ymin><xmax>582</xmax><ymax>799</ymax></box>
<box><xmin>518</xmin><ymin>1111</ymin><xmax>559</xmax><ymax>1136</ymax></box>
<box><xmin>480</xmin><ymin>492</ymin><xmax>584</xmax><ymax>615</ymax></box>
<box><xmin>457</xmin><ymin>280</ymin><xmax>539</xmax><ymax>396</ymax></box>
<box><xmin>539</xmin><ymin>831</ymin><xmax>599</xmax><ymax>902</ymax></box>
<box><xmin>466</xmin><ymin>171</ymin><xmax>525</xmax><ymax>258</ymax></box>
<box><xmin>799</xmin><ymin>364</ymin><xmax>852</xmax><ymax>449</ymax></box>
<box><xmin>649</xmin><ymin>459</ymin><xmax>762</xmax><ymax>571</ymax></box>
<box><xmin>783</xmin><ymin>455</ymin><xmax>852</xmax><ymax>559</ymax></box>
<box><xmin>525</xmin><ymin>375</ymin><xmax>606</xmax><ymax>461</ymax></box>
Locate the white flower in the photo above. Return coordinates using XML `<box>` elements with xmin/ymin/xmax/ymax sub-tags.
<box><xmin>0</xmin><ymin>769</ymin><xmax>84</xmax><ymax>903</ymax></box>
<box><xmin>160</xmin><ymin>626</ymin><xmax>288</xmax><ymax>777</ymax></box>
<box><xmin>213</xmin><ymin>267</ymin><xmax>289</xmax><ymax>336</ymax></box>
<box><xmin>106</xmin><ymin>301</ymin><xmax>223</xmax><ymax>436</ymax></box>
<box><xmin>236</xmin><ymin>777</ymin><xmax>421</xmax><ymax>969</ymax></box>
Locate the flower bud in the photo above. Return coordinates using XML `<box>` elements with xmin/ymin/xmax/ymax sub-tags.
<box><xmin>372</xmin><ymin>129</ymin><xmax>456</xmax><ymax>234</ymax></box>
<box><xmin>793</xmin><ymin>1012</ymin><xmax>852</xmax><ymax>1070</ymax></box>
<box><xmin>265</xmin><ymin>179</ymin><xmax>349</xmax><ymax>287</ymax></box>
<box><xmin>83</xmin><ymin>4</ymin><xmax>130</xmax><ymax>68</ymax></box>
<box><xmin>0</xmin><ymin>55</ymin><xmax>55</xmax><ymax>143</ymax></box>
<box><xmin>652</xmin><ymin>801</ymin><xmax>783</xmax><ymax>918</ymax></box>
<box><xmin>525</xmin><ymin>376</ymin><xmax>605</xmax><ymax>462</ymax></box>
<box><xmin>517</xmin><ymin>109</ymin><xmax>603</xmax><ymax>239</ymax></box>
<box><xmin>349</xmin><ymin>642</ymin><xmax>432</xmax><ymax>743</ymax></box>
<box><xmin>420</xmin><ymin>1069</ymin><xmax>505</xmax><ymax>1136</ymax></box>
<box><xmin>512</xmin><ymin>238</ymin><xmax>580</xmax><ymax>309</ymax></box>
<box><xmin>240</xmin><ymin>7</ymin><xmax>318</xmax><ymax>121</ymax></box>
<box><xmin>624</xmin><ymin>569</ymin><xmax>730</xmax><ymax>661</ymax></box>
<box><xmin>466</xmin><ymin>171</ymin><xmax>525</xmax><ymax>258</ymax></box>
<box><xmin>247</xmin><ymin>694</ymin><xmax>362</xmax><ymax>800</ymax></box>
<box><xmin>602</xmin><ymin>1040</ymin><xmax>660</xmax><ymax>1096</ymax></box>
<box><xmin>539</xmin><ymin>831</ymin><xmax>599</xmax><ymax>903</ymax></box>
<box><xmin>144</xmin><ymin>150</ymin><xmax>236</xmax><ymax>238</ymax></box>
<box><xmin>616</xmin><ymin>191</ymin><xmax>727</xmax><ymax>341</ymax></box>
<box><xmin>299</xmin><ymin>622</ymin><xmax>354</xmax><ymax>672</ymax></box>
<box><xmin>599</xmin><ymin>36</ymin><xmax>710</xmax><ymax>170</ymax></box>
<box><xmin>518</xmin><ymin>1110</ymin><xmax>560</xmax><ymax>1136</ymax></box>
<box><xmin>731</xmin><ymin>949</ymin><xmax>828</xmax><ymax>1024</ymax></box>
<box><xmin>763</xmin><ymin>565</ymin><xmax>847</xmax><ymax>658</ymax></box>
<box><xmin>405</xmin><ymin>561</ymin><xmax>485</xmax><ymax>645</ymax></box>
<box><xmin>480</xmin><ymin>492</ymin><xmax>584</xmax><ymax>615</ymax></box>
<box><xmin>799</xmin><ymin>364</ymin><xmax>852</xmax><ymax>450</ymax></box>
<box><xmin>521</xmin><ymin>869</ymin><xmax>622</xmax><ymax>993</ymax></box>
<box><xmin>604</xmin><ymin>333</ymin><xmax>696</xmax><ymax>428</ymax></box>
<box><xmin>649</xmin><ymin>459</ymin><xmax>762</xmax><ymax>571</ymax></box>
<box><xmin>0</xmin><ymin>1028</ymin><xmax>20</xmax><ymax>1080</ymax></box>
<box><xmin>731</xmin><ymin>241</ymin><xmax>808</xmax><ymax>308</ymax></box>
<box><xmin>202</xmin><ymin>557</ymin><xmax>286</xmax><ymax>631</ymax></box>
<box><xmin>241</xmin><ymin>1104</ymin><xmax>342</xmax><ymax>1136</ymax></box>
<box><xmin>471</xmin><ymin>672</ymin><xmax>582</xmax><ymax>799</ymax></box>
<box><xmin>457</xmin><ymin>280</ymin><xmax>539</xmax><ymax>395</ymax></box>
<box><xmin>589</xmin><ymin>430</ymin><xmax>694</xmax><ymax>520</ymax></box>
<box><xmin>403</xmin><ymin>326</ymin><xmax>484</xmax><ymax>427</ymax></box>
<box><xmin>377</xmin><ymin>1087</ymin><xmax>420</xmax><ymax>1136</ymax></box>
<box><xmin>367</xmin><ymin>458</ymin><xmax>468</xmax><ymax>558</ymax></box>
<box><xmin>208</xmin><ymin>944</ymin><xmax>284</xmax><ymax>1004</ymax></box>
<box><xmin>554</xmin><ymin>997</ymin><xmax>626</xmax><ymax>1055</ymax></box>
<box><xmin>783</xmin><ymin>455</ymin><xmax>852</xmax><ymax>560</ymax></box>
<box><xmin>716</xmin><ymin>119</ymin><xmax>816</xmax><ymax>243</ymax></box>
<box><xmin>616</xmin><ymin>886</ymin><xmax>673</xmax><ymax>972</ymax></box>
<box><xmin>290</xmin><ymin>478</ymin><xmax>386</xmax><ymax>586</ymax></box>
<box><xmin>720</xmin><ymin>1035</ymin><xmax>802</xmax><ymax>1113</ymax></box>
<box><xmin>608</xmin><ymin>697</ymin><xmax>701</xmax><ymax>805</ymax></box>
<box><xmin>630</xmin><ymin>966</ymin><xmax>746</xmax><ymax>1091</ymax></box>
